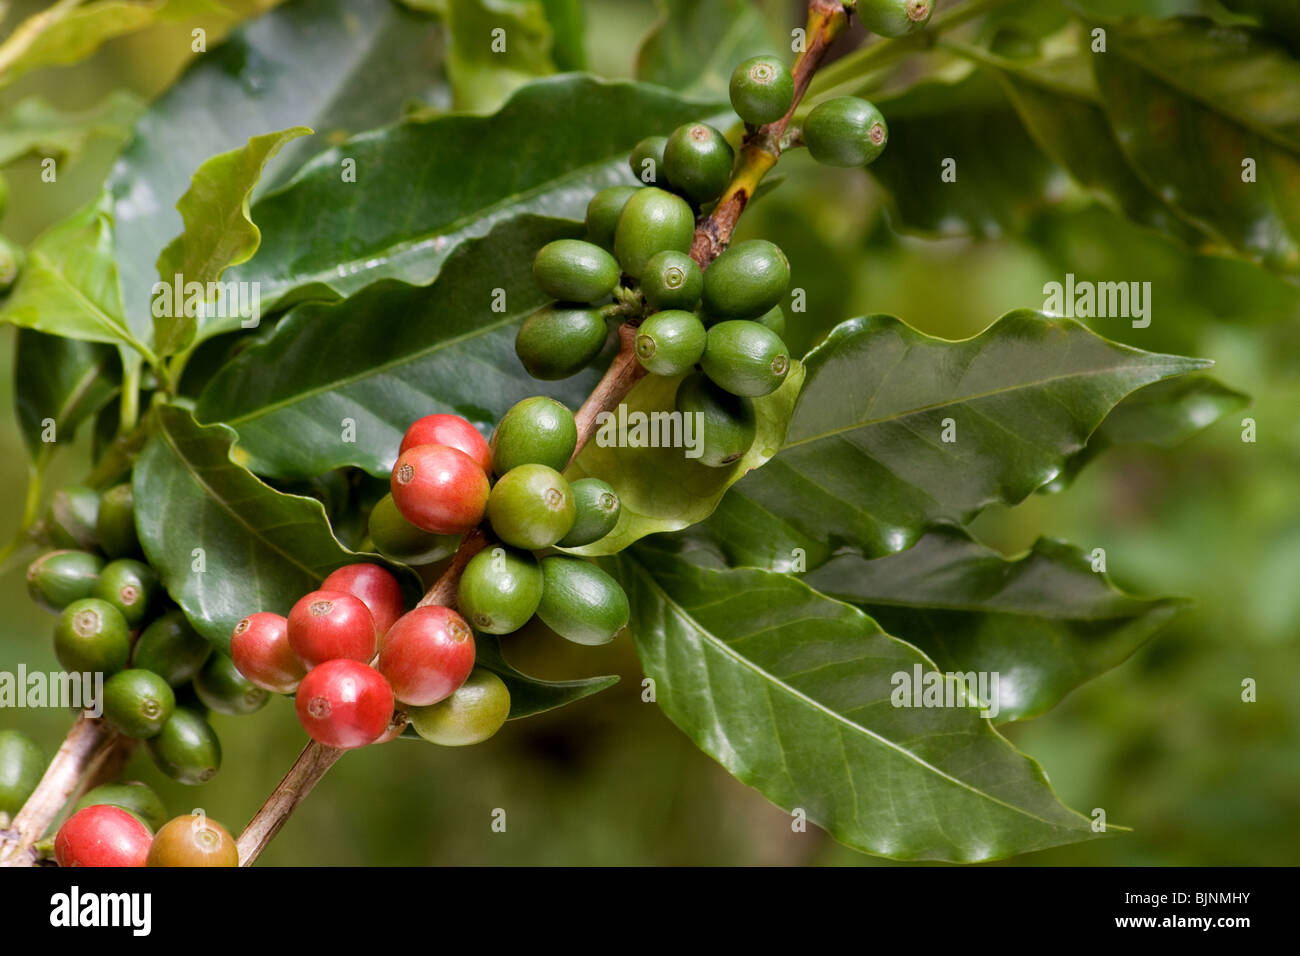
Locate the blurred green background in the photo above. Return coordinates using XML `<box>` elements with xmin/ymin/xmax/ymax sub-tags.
<box><xmin>0</xmin><ymin>0</ymin><xmax>1296</xmax><ymax>865</ymax></box>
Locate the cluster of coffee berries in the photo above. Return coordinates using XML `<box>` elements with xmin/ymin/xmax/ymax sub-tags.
<box><xmin>26</xmin><ymin>483</ymin><xmax>253</xmax><ymax>786</ymax></box>
<box><xmin>54</xmin><ymin>797</ymin><xmax>239</xmax><ymax>867</ymax></box>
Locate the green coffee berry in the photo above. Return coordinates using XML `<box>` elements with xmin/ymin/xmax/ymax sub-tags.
<box><xmin>44</xmin><ymin>485</ymin><xmax>100</xmax><ymax>552</ymax></box>
<box><xmin>54</xmin><ymin>598</ymin><xmax>131</xmax><ymax>675</ymax></box>
<box><xmin>491</xmin><ymin>397</ymin><xmax>577</xmax><ymax>475</ymax></box>
<box><xmin>102</xmin><ymin>669</ymin><xmax>176</xmax><ymax>739</ymax></box>
<box><xmin>537</xmin><ymin>557</ymin><xmax>630</xmax><ymax>646</ymax></box>
<box><xmin>532</xmin><ymin>239</ymin><xmax>620</xmax><ymax>303</ymax></box>
<box><xmin>457</xmin><ymin>546</ymin><xmax>544</xmax><ymax>635</ymax></box>
<box><xmin>515</xmin><ymin>304</ymin><xmax>608</xmax><ymax>380</ymax></box>
<box><xmin>804</xmin><ymin>96</ymin><xmax>889</xmax><ymax>167</ymax></box>
<box><xmin>700</xmin><ymin>239</ymin><xmax>790</xmax><ymax>320</ymax></box>
<box><xmin>586</xmin><ymin>185</ymin><xmax>640</xmax><ymax>250</ymax></box>
<box><xmin>487</xmin><ymin>464</ymin><xmax>576</xmax><ymax>550</ymax></box>
<box><xmin>613</xmin><ymin>187</ymin><xmax>695</xmax><ymax>281</ymax></box>
<box><xmin>146</xmin><ymin>707</ymin><xmax>221</xmax><ymax>785</ymax></box>
<box><xmin>0</xmin><ymin>730</ymin><xmax>44</xmax><ymax>816</ymax></box>
<box><xmin>132</xmin><ymin>610</ymin><xmax>211</xmax><ymax>686</ymax></box>
<box><xmin>628</xmin><ymin>135</ymin><xmax>668</xmax><ymax>185</ymax></box>
<box><xmin>26</xmin><ymin>550</ymin><xmax>104</xmax><ymax>614</ymax></box>
<box><xmin>729</xmin><ymin>55</ymin><xmax>795</xmax><ymax>126</ymax></box>
<box><xmin>663</xmin><ymin>123</ymin><xmax>734</xmax><ymax>205</ymax></box>
<box><xmin>700</xmin><ymin>320</ymin><xmax>790</xmax><ymax>397</ymax></box>
<box><xmin>74</xmin><ymin>782</ymin><xmax>168</xmax><ymax>833</ymax></box>
<box><xmin>558</xmin><ymin>478</ymin><xmax>621</xmax><ymax>548</ymax></box>
<box><xmin>194</xmin><ymin>652</ymin><xmax>269</xmax><ymax>716</ymax></box>
<box><xmin>96</xmin><ymin>484</ymin><xmax>141</xmax><ymax>559</ymax></box>
<box><xmin>93</xmin><ymin>558</ymin><xmax>158</xmax><ymax>628</ymax></box>
<box><xmin>369</xmin><ymin>492</ymin><xmax>461</xmax><ymax>566</ymax></box>
<box><xmin>407</xmin><ymin>668</ymin><xmax>511</xmax><ymax>746</ymax></box>
<box><xmin>754</xmin><ymin>304</ymin><xmax>786</xmax><ymax>337</ymax></box>
<box><xmin>0</xmin><ymin>234</ymin><xmax>24</xmax><ymax>292</ymax></box>
<box><xmin>635</xmin><ymin>310</ymin><xmax>707</xmax><ymax>377</ymax></box>
<box><xmin>674</xmin><ymin>371</ymin><xmax>757</xmax><ymax>468</ymax></box>
<box><xmin>858</xmin><ymin>0</ymin><xmax>932</xmax><ymax>39</ymax></box>
<box><xmin>641</xmin><ymin>249</ymin><xmax>703</xmax><ymax>311</ymax></box>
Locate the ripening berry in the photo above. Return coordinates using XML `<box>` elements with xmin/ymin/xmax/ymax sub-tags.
<box><xmin>407</xmin><ymin>668</ymin><xmax>511</xmax><ymax>747</ymax></box>
<box><xmin>457</xmin><ymin>546</ymin><xmax>543</xmax><ymax>635</ymax></box>
<box><xmin>487</xmin><ymin>464</ymin><xmax>576</xmax><ymax>550</ymax></box>
<box><xmin>147</xmin><ymin>814</ymin><xmax>239</xmax><ymax>867</ymax></box>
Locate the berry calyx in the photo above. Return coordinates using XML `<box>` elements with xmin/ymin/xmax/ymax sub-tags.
<box><xmin>700</xmin><ymin>239</ymin><xmax>790</xmax><ymax>320</ymax></box>
<box><xmin>368</xmin><ymin>493</ymin><xmax>461</xmax><ymax>566</ymax></box>
<box><xmin>399</xmin><ymin>414</ymin><xmax>492</xmax><ymax>473</ymax></box>
<box><xmin>613</xmin><ymin>187</ymin><xmax>695</xmax><ymax>281</ymax></box>
<box><xmin>322</xmin><ymin>563</ymin><xmax>405</xmax><ymax>636</ymax></box>
<box><xmin>193</xmin><ymin>652</ymin><xmax>270</xmax><ymax>716</ymax></box>
<box><xmin>133</xmin><ymin>610</ymin><xmax>211</xmax><ymax>686</ymax></box>
<box><xmin>532</xmin><ymin>239</ymin><xmax>620</xmax><ymax>303</ymax></box>
<box><xmin>26</xmin><ymin>549</ymin><xmax>104</xmax><ymax>614</ymax></box>
<box><xmin>146</xmin><ymin>707</ymin><xmax>221</xmax><ymax>785</ymax></box>
<box><xmin>147</xmin><ymin>814</ymin><xmax>239</xmax><ymax>867</ymax></box>
<box><xmin>640</xmin><ymin>249</ymin><xmax>703</xmax><ymax>311</ymax></box>
<box><xmin>700</xmin><ymin>319</ymin><xmax>790</xmax><ymax>397</ymax></box>
<box><xmin>536</xmin><ymin>557</ymin><xmax>630</xmax><ymax>646</ymax></box>
<box><xmin>558</xmin><ymin>478</ymin><xmax>621</xmax><ymax>548</ymax></box>
<box><xmin>377</xmin><ymin>605</ymin><xmax>476</xmax><ymax>706</ymax></box>
<box><xmin>231</xmin><ymin>611</ymin><xmax>305</xmax><ymax>694</ymax></box>
<box><xmin>729</xmin><ymin>55</ymin><xmax>795</xmax><ymax>126</ymax></box>
<box><xmin>674</xmin><ymin>371</ymin><xmax>757</xmax><ymax>467</ymax></box>
<box><xmin>486</xmin><ymin>464</ymin><xmax>576</xmax><ymax>550</ymax></box>
<box><xmin>515</xmin><ymin>304</ymin><xmax>609</xmax><ymax>380</ymax></box>
<box><xmin>390</xmin><ymin>443</ymin><xmax>490</xmax><ymax>535</ymax></box>
<box><xmin>294</xmin><ymin>659</ymin><xmax>394</xmax><ymax>750</ymax></box>
<box><xmin>53</xmin><ymin>598</ymin><xmax>130</xmax><ymax>675</ymax></box>
<box><xmin>54</xmin><ymin>805</ymin><xmax>151</xmax><ymax>867</ymax></box>
<box><xmin>803</xmin><ymin>96</ymin><xmax>889</xmax><ymax>167</ymax></box>
<box><xmin>407</xmin><ymin>668</ymin><xmax>511</xmax><ymax>747</ymax></box>
<box><xmin>663</xmin><ymin>122</ymin><xmax>734</xmax><ymax>205</ymax></box>
<box><xmin>457</xmin><ymin>546</ymin><xmax>544</xmax><ymax>635</ymax></box>
<box><xmin>288</xmin><ymin>589</ymin><xmax>378</xmax><ymax>667</ymax></box>
<box><xmin>490</xmin><ymin>396</ymin><xmax>577</xmax><ymax>475</ymax></box>
<box><xmin>102</xmin><ymin>669</ymin><xmax>176</xmax><ymax>739</ymax></box>
<box><xmin>634</xmin><ymin>309</ymin><xmax>707</xmax><ymax>377</ymax></box>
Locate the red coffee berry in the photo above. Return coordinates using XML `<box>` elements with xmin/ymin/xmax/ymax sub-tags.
<box><xmin>287</xmin><ymin>590</ymin><xmax>377</xmax><ymax>667</ymax></box>
<box><xmin>377</xmin><ymin>605</ymin><xmax>476</xmax><ymax>707</ymax></box>
<box><xmin>322</xmin><ymin>563</ymin><xmax>405</xmax><ymax>636</ymax></box>
<box><xmin>390</xmin><ymin>444</ymin><xmax>490</xmax><ymax>535</ymax></box>
<box><xmin>54</xmin><ymin>804</ymin><xmax>152</xmax><ymax>867</ymax></box>
<box><xmin>294</xmin><ymin>659</ymin><xmax>394</xmax><ymax>749</ymax></box>
<box><xmin>400</xmin><ymin>414</ymin><xmax>492</xmax><ymax>474</ymax></box>
<box><xmin>231</xmin><ymin>612</ymin><xmax>306</xmax><ymax>694</ymax></box>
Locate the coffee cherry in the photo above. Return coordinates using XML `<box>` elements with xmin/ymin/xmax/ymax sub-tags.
<box><xmin>700</xmin><ymin>320</ymin><xmax>790</xmax><ymax>397</ymax></box>
<box><xmin>491</xmin><ymin>396</ymin><xmax>577</xmax><ymax>475</ymax></box>
<box><xmin>368</xmin><ymin>493</ymin><xmax>461</xmax><ymax>566</ymax></box>
<box><xmin>487</xmin><ymin>464</ymin><xmax>576</xmax><ymax>550</ymax></box>
<box><xmin>133</xmin><ymin>610</ymin><xmax>211</xmax><ymax>686</ymax></box>
<box><xmin>729</xmin><ymin>55</ymin><xmax>795</xmax><ymax>125</ymax></box>
<box><xmin>44</xmin><ymin>484</ymin><xmax>99</xmax><ymax>551</ymax></box>
<box><xmin>26</xmin><ymin>549</ymin><xmax>104</xmax><ymax>614</ymax></box>
<box><xmin>390</xmin><ymin>443</ymin><xmax>490</xmax><ymax>535</ymax></box>
<box><xmin>700</xmin><ymin>239</ymin><xmax>790</xmax><ymax>320</ymax></box>
<box><xmin>102</xmin><ymin>669</ymin><xmax>176</xmax><ymax>739</ymax></box>
<box><xmin>613</xmin><ymin>187</ymin><xmax>695</xmax><ymax>281</ymax></box>
<box><xmin>147</xmin><ymin>814</ymin><xmax>238</xmax><ymax>867</ymax></box>
<box><xmin>859</xmin><ymin>0</ymin><xmax>932</xmax><ymax>38</ymax></box>
<box><xmin>634</xmin><ymin>309</ymin><xmax>707</xmax><ymax>376</ymax></box>
<box><xmin>407</xmin><ymin>668</ymin><xmax>510</xmax><ymax>746</ymax></box>
<box><xmin>194</xmin><ymin>652</ymin><xmax>269</xmax><ymax>716</ymax></box>
<box><xmin>804</xmin><ymin>96</ymin><xmax>889</xmax><ymax>167</ymax></box>
<box><xmin>457</xmin><ymin>546</ymin><xmax>543</xmax><ymax>635</ymax></box>
<box><xmin>231</xmin><ymin>611</ymin><xmax>305</xmax><ymax>694</ymax></box>
<box><xmin>54</xmin><ymin>805</ymin><xmax>151</xmax><ymax>867</ymax></box>
<box><xmin>641</xmin><ymin>249</ymin><xmax>703</xmax><ymax>311</ymax></box>
<box><xmin>75</xmin><ymin>782</ymin><xmax>167</xmax><ymax>833</ymax></box>
<box><xmin>754</xmin><ymin>304</ymin><xmax>786</xmax><ymax>337</ymax></box>
<box><xmin>378</xmin><ymin>605</ymin><xmax>475</xmax><ymax>706</ymax></box>
<box><xmin>674</xmin><ymin>371</ymin><xmax>757</xmax><ymax>467</ymax></box>
<box><xmin>95</xmin><ymin>483</ymin><xmax>141</xmax><ymax>559</ymax></box>
<box><xmin>322</xmin><ymin>563</ymin><xmax>405</xmax><ymax>636</ymax></box>
<box><xmin>515</xmin><ymin>304</ymin><xmax>608</xmax><ymax>380</ymax></box>
<box><xmin>663</xmin><ymin>122</ymin><xmax>734</xmax><ymax>205</ymax></box>
<box><xmin>54</xmin><ymin>598</ymin><xmax>130</xmax><ymax>675</ymax></box>
<box><xmin>628</xmin><ymin>135</ymin><xmax>668</xmax><ymax>184</ymax></box>
<box><xmin>399</xmin><ymin>414</ymin><xmax>492</xmax><ymax>473</ymax></box>
<box><xmin>288</xmin><ymin>589</ymin><xmax>377</xmax><ymax>667</ymax></box>
<box><xmin>93</xmin><ymin>558</ymin><xmax>158</xmax><ymax>628</ymax></box>
<box><xmin>295</xmin><ymin>659</ymin><xmax>394</xmax><ymax>749</ymax></box>
<box><xmin>558</xmin><ymin>478</ymin><xmax>621</xmax><ymax>548</ymax></box>
<box><xmin>585</xmin><ymin>185</ymin><xmax>639</xmax><ymax>249</ymax></box>
<box><xmin>536</xmin><ymin>557</ymin><xmax>630</xmax><ymax>645</ymax></box>
<box><xmin>532</xmin><ymin>239</ymin><xmax>620</xmax><ymax>303</ymax></box>
<box><xmin>147</xmin><ymin>707</ymin><xmax>221</xmax><ymax>785</ymax></box>
<box><xmin>0</xmin><ymin>730</ymin><xmax>43</xmax><ymax>816</ymax></box>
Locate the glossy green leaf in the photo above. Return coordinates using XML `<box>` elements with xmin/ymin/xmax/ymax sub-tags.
<box><xmin>474</xmin><ymin>635</ymin><xmax>618</xmax><ymax>719</ymax></box>
<box><xmin>0</xmin><ymin>91</ymin><xmax>141</xmax><ymax>167</ymax></box>
<box><xmin>196</xmin><ymin>216</ymin><xmax>604</xmax><ymax>479</ymax></box>
<box><xmin>13</xmin><ymin>329</ymin><xmax>120</xmax><ymax>459</ymax></box>
<box><xmin>613</xmin><ymin>537</ymin><xmax>1102</xmax><ymax>861</ymax></box>
<box><xmin>153</xmin><ymin>126</ymin><xmax>312</xmax><ymax>355</ymax></box>
<box><xmin>802</xmin><ymin>527</ymin><xmax>1184</xmax><ymax>723</ymax></box>
<box><xmin>1095</xmin><ymin>17</ymin><xmax>1300</xmax><ymax>273</ymax></box>
<box><xmin>562</xmin><ymin>363</ymin><xmax>804</xmax><ymax>557</ymax></box>
<box><xmin>702</xmin><ymin>311</ymin><xmax>1211</xmax><ymax>570</ymax></box>
<box><xmin>227</xmin><ymin>76</ymin><xmax>722</xmax><ymax>311</ymax></box>
<box><xmin>107</xmin><ymin>0</ymin><xmax>448</xmax><ymax>333</ymax></box>
<box><xmin>444</xmin><ymin>0</ymin><xmax>555</xmax><ymax>112</ymax></box>
<box><xmin>635</xmin><ymin>0</ymin><xmax>783</xmax><ymax>99</ymax></box>
<box><xmin>133</xmin><ymin>403</ymin><xmax>419</xmax><ymax>653</ymax></box>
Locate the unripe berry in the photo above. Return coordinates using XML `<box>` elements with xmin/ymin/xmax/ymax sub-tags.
<box><xmin>295</xmin><ymin>659</ymin><xmax>394</xmax><ymax>750</ymax></box>
<box><xmin>858</xmin><ymin>0</ymin><xmax>932</xmax><ymax>38</ymax></box>
<box><xmin>490</xmin><ymin>397</ymin><xmax>577</xmax><ymax>475</ymax></box>
<box><xmin>0</xmin><ymin>730</ymin><xmax>44</xmax><ymax>816</ymax></box>
<box><xmin>628</xmin><ymin>135</ymin><xmax>667</xmax><ymax>185</ymax></box>
<box><xmin>487</xmin><ymin>464</ymin><xmax>576</xmax><ymax>550</ymax></box>
<box><xmin>585</xmin><ymin>185</ymin><xmax>639</xmax><ymax>249</ymax></box>
<box><xmin>515</xmin><ymin>304</ymin><xmax>608</xmax><ymax>380</ymax></box>
<box><xmin>322</xmin><ymin>563</ymin><xmax>405</xmax><ymax>636</ymax></box>
<box><xmin>537</xmin><ymin>557</ymin><xmax>630</xmax><ymax>646</ymax></box>
<box><xmin>532</xmin><ymin>239</ymin><xmax>620</xmax><ymax>303</ymax></box>
<box><xmin>399</xmin><ymin>414</ymin><xmax>492</xmax><ymax>473</ymax></box>
<box><xmin>368</xmin><ymin>493</ymin><xmax>461</xmax><ymax>566</ymax></box>
<box><xmin>613</xmin><ymin>187</ymin><xmax>695</xmax><ymax>281</ymax></box>
<box><xmin>804</xmin><ymin>96</ymin><xmax>889</xmax><ymax>167</ymax></box>
<box><xmin>231</xmin><ymin>611</ymin><xmax>305</xmax><ymax>694</ymax></box>
<box><xmin>377</xmin><ymin>605</ymin><xmax>476</xmax><ymax>706</ymax></box>
<box><xmin>55</xmin><ymin>805</ymin><xmax>151</xmax><ymax>867</ymax></box>
<box><xmin>96</xmin><ymin>483</ymin><xmax>141</xmax><ymax>559</ymax></box>
<box><xmin>700</xmin><ymin>239</ymin><xmax>790</xmax><ymax>320</ymax></box>
<box><xmin>674</xmin><ymin>371</ymin><xmax>757</xmax><ymax>467</ymax></box>
<box><xmin>729</xmin><ymin>55</ymin><xmax>795</xmax><ymax>125</ymax></box>
<box><xmin>558</xmin><ymin>478</ymin><xmax>621</xmax><ymax>548</ymax></box>
<box><xmin>44</xmin><ymin>484</ymin><xmax>99</xmax><ymax>551</ymax></box>
<box><xmin>133</xmin><ymin>610</ymin><xmax>211</xmax><ymax>686</ymax></box>
<box><xmin>93</xmin><ymin>558</ymin><xmax>158</xmax><ymax>628</ymax></box>
<box><xmin>640</xmin><ymin>249</ymin><xmax>703</xmax><ymax>311</ymax></box>
<box><xmin>288</xmin><ymin>589</ymin><xmax>377</xmax><ymax>667</ymax></box>
<box><xmin>26</xmin><ymin>549</ymin><xmax>104</xmax><ymax>614</ymax></box>
<box><xmin>193</xmin><ymin>652</ymin><xmax>269</xmax><ymax>716</ymax></box>
<box><xmin>408</xmin><ymin>668</ymin><xmax>511</xmax><ymax>746</ymax></box>
<box><xmin>634</xmin><ymin>309</ymin><xmax>707</xmax><ymax>376</ymax></box>
<box><xmin>147</xmin><ymin>814</ymin><xmax>239</xmax><ymax>867</ymax></box>
<box><xmin>457</xmin><ymin>546</ymin><xmax>543</xmax><ymax>635</ymax></box>
<box><xmin>74</xmin><ymin>782</ymin><xmax>168</xmax><ymax>833</ymax></box>
<box><xmin>754</xmin><ymin>304</ymin><xmax>786</xmax><ymax>337</ymax></box>
<box><xmin>102</xmin><ymin>669</ymin><xmax>176</xmax><ymax>739</ymax></box>
<box><xmin>700</xmin><ymin>320</ymin><xmax>790</xmax><ymax>397</ymax></box>
<box><xmin>390</xmin><ymin>443</ymin><xmax>490</xmax><ymax>534</ymax></box>
<box><xmin>663</xmin><ymin>123</ymin><xmax>734</xmax><ymax>205</ymax></box>
<box><xmin>54</xmin><ymin>598</ymin><xmax>130</xmax><ymax>675</ymax></box>
<box><xmin>146</xmin><ymin>707</ymin><xmax>221</xmax><ymax>785</ymax></box>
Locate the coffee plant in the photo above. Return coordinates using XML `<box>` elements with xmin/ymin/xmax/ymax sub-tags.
<box><xmin>0</xmin><ymin>0</ymin><xmax>1287</xmax><ymax>867</ymax></box>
